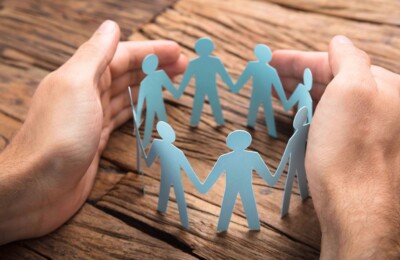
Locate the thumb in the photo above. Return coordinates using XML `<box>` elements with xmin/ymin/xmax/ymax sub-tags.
<box><xmin>65</xmin><ymin>20</ymin><xmax>120</xmax><ymax>81</ymax></box>
<box><xmin>329</xmin><ymin>35</ymin><xmax>371</xmax><ymax>79</ymax></box>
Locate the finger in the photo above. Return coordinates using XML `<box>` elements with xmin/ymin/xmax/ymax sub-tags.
<box><xmin>110</xmin><ymin>53</ymin><xmax>188</xmax><ymax>97</ymax></box>
<box><xmin>271</xmin><ymin>50</ymin><xmax>332</xmax><ymax>85</ymax></box>
<box><xmin>329</xmin><ymin>35</ymin><xmax>371</xmax><ymax>80</ymax></box>
<box><xmin>109</xmin><ymin>91</ymin><xmax>131</xmax><ymax>118</ymax></box>
<box><xmin>64</xmin><ymin>20</ymin><xmax>120</xmax><ymax>81</ymax></box>
<box><xmin>110</xmin><ymin>40</ymin><xmax>183</xmax><ymax>78</ymax></box>
<box><xmin>279</xmin><ymin>76</ymin><xmax>327</xmax><ymax>101</ymax></box>
<box><xmin>111</xmin><ymin>106</ymin><xmax>133</xmax><ymax>131</ymax></box>
<box><xmin>371</xmin><ymin>65</ymin><xmax>400</xmax><ymax>90</ymax></box>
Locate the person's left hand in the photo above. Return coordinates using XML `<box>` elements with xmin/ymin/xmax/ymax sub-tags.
<box><xmin>0</xmin><ymin>20</ymin><xmax>187</xmax><ymax>244</ymax></box>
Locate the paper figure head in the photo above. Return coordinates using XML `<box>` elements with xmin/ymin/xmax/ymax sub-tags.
<box><xmin>156</xmin><ymin>121</ymin><xmax>176</xmax><ymax>143</ymax></box>
<box><xmin>254</xmin><ymin>44</ymin><xmax>272</xmax><ymax>63</ymax></box>
<box><xmin>293</xmin><ymin>107</ymin><xmax>308</xmax><ymax>129</ymax></box>
<box><xmin>195</xmin><ymin>37</ymin><xmax>214</xmax><ymax>56</ymax></box>
<box><xmin>303</xmin><ymin>68</ymin><xmax>313</xmax><ymax>91</ymax></box>
<box><xmin>142</xmin><ymin>54</ymin><xmax>159</xmax><ymax>74</ymax></box>
<box><xmin>226</xmin><ymin>130</ymin><xmax>252</xmax><ymax>150</ymax></box>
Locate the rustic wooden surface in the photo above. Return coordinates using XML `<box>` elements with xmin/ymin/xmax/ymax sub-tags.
<box><xmin>0</xmin><ymin>0</ymin><xmax>399</xmax><ymax>259</ymax></box>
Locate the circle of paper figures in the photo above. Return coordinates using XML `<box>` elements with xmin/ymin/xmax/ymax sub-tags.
<box><xmin>128</xmin><ymin>37</ymin><xmax>313</xmax><ymax>231</ymax></box>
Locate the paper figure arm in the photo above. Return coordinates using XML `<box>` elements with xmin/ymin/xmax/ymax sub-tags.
<box><xmin>136</xmin><ymin>82</ymin><xmax>146</xmax><ymax>124</ymax></box>
<box><xmin>200</xmin><ymin>157</ymin><xmax>225</xmax><ymax>194</ymax></box>
<box><xmin>177</xmin><ymin>63</ymin><xmax>195</xmax><ymax>98</ymax></box>
<box><xmin>285</xmin><ymin>85</ymin><xmax>302</xmax><ymax>111</ymax></box>
<box><xmin>217</xmin><ymin>60</ymin><xmax>235</xmax><ymax>91</ymax></box>
<box><xmin>144</xmin><ymin>141</ymin><xmax>159</xmax><ymax>167</ymax></box>
<box><xmin>161</xmin><ymin>71</ymin><xmax>179</xmax><ymax>98</ymax></box>
<box><xmin>254</xmin><ymin>153</ymin><xmax>276</xmax><ymax>186</ymax></box>
<box><xmin>233</xmin><ymin>64</ymin><xmax>251</xmax><ymax>93</ymax></box>
<box><xmin>180</xmin><ymin>152</ymin><xmax>203</xmax><ymax>191</ymax></box>
<box><xmin>273</xmin><ymin>145</ymin><xmax>290</xmax><ymax>186</ymax></box>
<box><xmin>271</xmin><ymin>70</ymin><xmax>288</xmax><ymax>110</ymax></box>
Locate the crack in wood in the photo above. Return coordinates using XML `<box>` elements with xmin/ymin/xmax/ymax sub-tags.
<box><xmin>94</xmin><ymin>204</ymin><xmax>204</xmax><ymax>259</ymax></box>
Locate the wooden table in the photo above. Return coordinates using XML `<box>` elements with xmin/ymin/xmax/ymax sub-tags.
<box><xmin>0</xmin><ymin>0</ymin><xmax>399</xmax><ymax>258</ymax></box>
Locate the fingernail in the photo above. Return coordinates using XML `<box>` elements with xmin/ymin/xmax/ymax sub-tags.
<box><xmin>97</xmin><ymin>20</ymin><xmax>115</xmax><ymax>33</ymax></box>
<box><xmin>335</xmin><ymin>35</ymin><xmax>353</xmax><ymax>45</ymax></box>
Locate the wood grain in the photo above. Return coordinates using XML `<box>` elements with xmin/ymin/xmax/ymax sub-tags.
<box><xmin>262</xmin><ymin>0</ymin><xmax>400</xmax><ymax>26</ymax></box>
<box><xmin>19</xmin><ymin>204</ymin><xmax>196</xmax><ymax>259</ymax></box>
<box><xmin>0</xmin><ymin>0</ymin><xmax>399</xmax><ymax>258</ymax></box>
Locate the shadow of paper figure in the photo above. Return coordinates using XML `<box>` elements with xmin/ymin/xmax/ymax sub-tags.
<box><xmin>274</xmin><ymin>107</ymin><xmax>310</xmax><ymax>218</ymax></box>
<box><xmin>130</xmin><ymin>113</ymin><xmax>203</xmax><ymax>228</ymax></box>
<box><xmin>136</xmin><ymin>54</ymin><xmax>180</xmax><ymax>147</ymax></box>
<box><xmin>199</xmin><ymin>130</ymin><xmax>279</xmax><ymax>232</ymax></box>
<box><xmin>284</xmin><ymin>68</ymin><xmax>313</xmax><ymax>123</ymax></box>
<box><xmin>233</xmin><ymin>44</ymin><xmax>288</xmax><ymax>138</ymax></box>
<box><xmin>177</xmin><ymin>37</ymin><xmax>234</xmax><ymax>127</ymax></box>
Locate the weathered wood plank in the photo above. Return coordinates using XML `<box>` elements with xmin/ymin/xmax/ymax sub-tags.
<box><xmin>262</xmin><ymin>0</ymin><xmax>400</xmax><ymax>26</ymax></box>
<box><xmin>0</xmin><ymin>0</ymin><xmax>177</xmax><ymax>71</ymax></box>
<box><xmin>143</xmin><ymin>0</ymin><xmax>400</xmax><ymax>74</ymax></box>
<box><xmin>93</xmin><ymin>0</ymin><xmax>400</xmax><ymax>257</ymax></box>
<box><xmin>16</xmin><ymin>204</ymin><xmax>196</xmax><ymax>259</ymax></box>
<box><xmin>97</xmin><ymin>172</ymin><xmax>319</xmax><ymax>259</ymax></box>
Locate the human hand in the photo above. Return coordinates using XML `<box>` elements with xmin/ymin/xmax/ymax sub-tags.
<box><xmin>0</xmin><ymin>20</ymin><xmax>187</xmax><ymax>245</ymax></box>
<box><xmin>272</xmin><ymin>36</ymin><xmax>400</xmax><ymax>258</ymax></box>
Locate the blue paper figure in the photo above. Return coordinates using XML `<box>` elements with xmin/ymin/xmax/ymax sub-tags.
<box><xmin>284</xmin><ymin>68</ymin><xmax>313</xmax><ymax>122</ymax></box>
<box><xmin>233</xmin><ymin>44</ymin><xmax>288</xmax><ymax>138</ymax></box>
<box><xmin>136</xmin><ymin>54</ymin><xmax>180</xmax><ymax>147</ymax></box>
<box><xmin>139</xmin><ymin>121</ymin><xmax>203</xmax><ymax>229</ymax></box>
<box><xmin>198</xmin><ymin>130</ymin><xmax>278</xmax><ymax>232</ymax></box>
<box><xmin>274</xmin><ymin>107</ymin><xmax>310</xmax><ymax>217</ymax></box>
<box><xmin>177</xmin><ymin>37</ymin><xmax>234</xmax><ymax>127</ymax></box>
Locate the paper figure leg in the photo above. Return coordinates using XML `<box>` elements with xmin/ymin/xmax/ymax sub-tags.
<box><xmin>247</xmin><ymin>97</ymin><xmax>261</xmax><ymax>128</ymax></box>
<box><xmin>156</xmin><ymin>107</ymin><xmax>168</xmax><ymax>123</ymax></box>
<box><xmin>296</xmin><ymin>165</ymin><xmax>309</xmax><ymax>201</ymax></box>
<box><xmin>143</xmin><ymin>110</ymin><xmax>155</xmax><ymax>147</ymax></box>
<box><xmin>240</xmin><ymin>191</ymin><xmax>260</xmax><ymax>230</ymax></box>
<box><xmin>217</xmin><ymin>189</ymin><xmax>238</xmax><ymax>232</ymax></box>
<box><xmin>263</xmin><ymin>100</ymin><xmax>277</xmax><ymax>138</ymax></box>
<box><xmin>208</xmin><ymin>92</ymin><xmax>224</xmax><ymax>125</ymax></box>
<box><xmin>190</xmin><ymin>94</ymin><xmax>206</xmax><ymax>127</ymax></box>
<box><xmin>281</xmin><ymin>164</ymin><xmax>295</xmax><ymax>218</ymax></box>
<box><xmin>173</xmin><ymin>182</ymin><xmax>189</xmax><ymax>228</ymax></box>
<box><xmin>157</xmin><ymin>182</ymin><xmax>171</xmax><ymax>213</ymax></box>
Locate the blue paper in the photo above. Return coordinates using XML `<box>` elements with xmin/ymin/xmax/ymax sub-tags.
<box><xmin>136</xmin><ymin>54</ymin><xmax>180</xmax><ymax>147</ymax></box>
<box><xmin>136</xmin><ymin>120</ymin><xmax>202</xmax><ymax>229</ymax></box>
<box><xmin>284</xmin><ymin>68</ymin><xmax>313</xmax><ymax>123</ymax></box>
<box><xmin>274</xmin><ymin>106</ymin><xmax>310</xmax><ymax>217</ymax></box>
<box><xmin>177</xmin><ymin>37</ymin><xmax>234</xmax><ymax>127</ymax></box>
<box><xmin>198</xmin><ymin>130</ymin><xmax>278</xmax><ymax>232</ymax></box>
<box><xmin>233</xmin><ymin>44</ymin><xmax>288</xmax><ymax>138</ymax></box>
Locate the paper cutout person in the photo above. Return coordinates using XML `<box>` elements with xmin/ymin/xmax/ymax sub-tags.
<box><xmin>284</xmin><ymin>68</ymin><xmax>313</xmax><ymax>123</ymax></box>
<box><xmin>177</xmin><ymin>37</ymin><xmax>234</xmax><ymax>127</ymax></box>
<box><xmin>274</xmin><ymin>107</ymin><xmax>310</xmax><ymax>217</ymax></box>
<box><xmin>233</xmin><ymin>44</ymin><xmax>288</xmax><ymax>138</ymax></box>
<box><xmin>139</xmin><ymin>121</ymin><xmax>203</xmax><ymax>229</ymax></box>
<box><xmin>136</xmin><ymin>54</ymin><xmax>180</xmax><ymax>147</ymax></box>
<box><xmin>198</xmin><ymin>130</ymin><xmax>278</xmax><ymax>232</ymax></box>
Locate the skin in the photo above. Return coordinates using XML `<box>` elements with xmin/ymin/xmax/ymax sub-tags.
<box><xmin>0</xmin><ymin>19</ymin><xmax>398</xmax><ymax>257</ymax></box>
<box><xmin>271</xmin><ymin>35</ymin><xmax>400</xmax><ymax>258</ymax></box>
<box><xmin>0</xmin><ymin>20</ymin><xmax>187</xmax><ymax>244</ymax></box>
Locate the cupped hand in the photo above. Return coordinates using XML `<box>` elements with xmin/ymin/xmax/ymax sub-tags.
<box><xmin>0</xmin><ymin>20</ymin><xmax>187</xmax><ymax>244</ymax></box>
<box><xmin>272</xmin><ymin>36</ymin><xmax>400</xmax><ymax>258</ymax></box>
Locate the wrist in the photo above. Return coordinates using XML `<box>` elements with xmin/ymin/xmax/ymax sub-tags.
<box><xmin>0</xmin><ymin>135</ymin><xmax>53</xmax><ymax>244</ymax></box>
<box><xmin>317</xmin><ymin>168</ymin><xmax>400</xmax><ymax>258</ymax></box>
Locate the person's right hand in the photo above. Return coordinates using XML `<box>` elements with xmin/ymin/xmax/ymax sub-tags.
<box><xmin>272</xmin><ymin>35</ymin><xmax>400</xmax><ymax>258</ymax></box>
